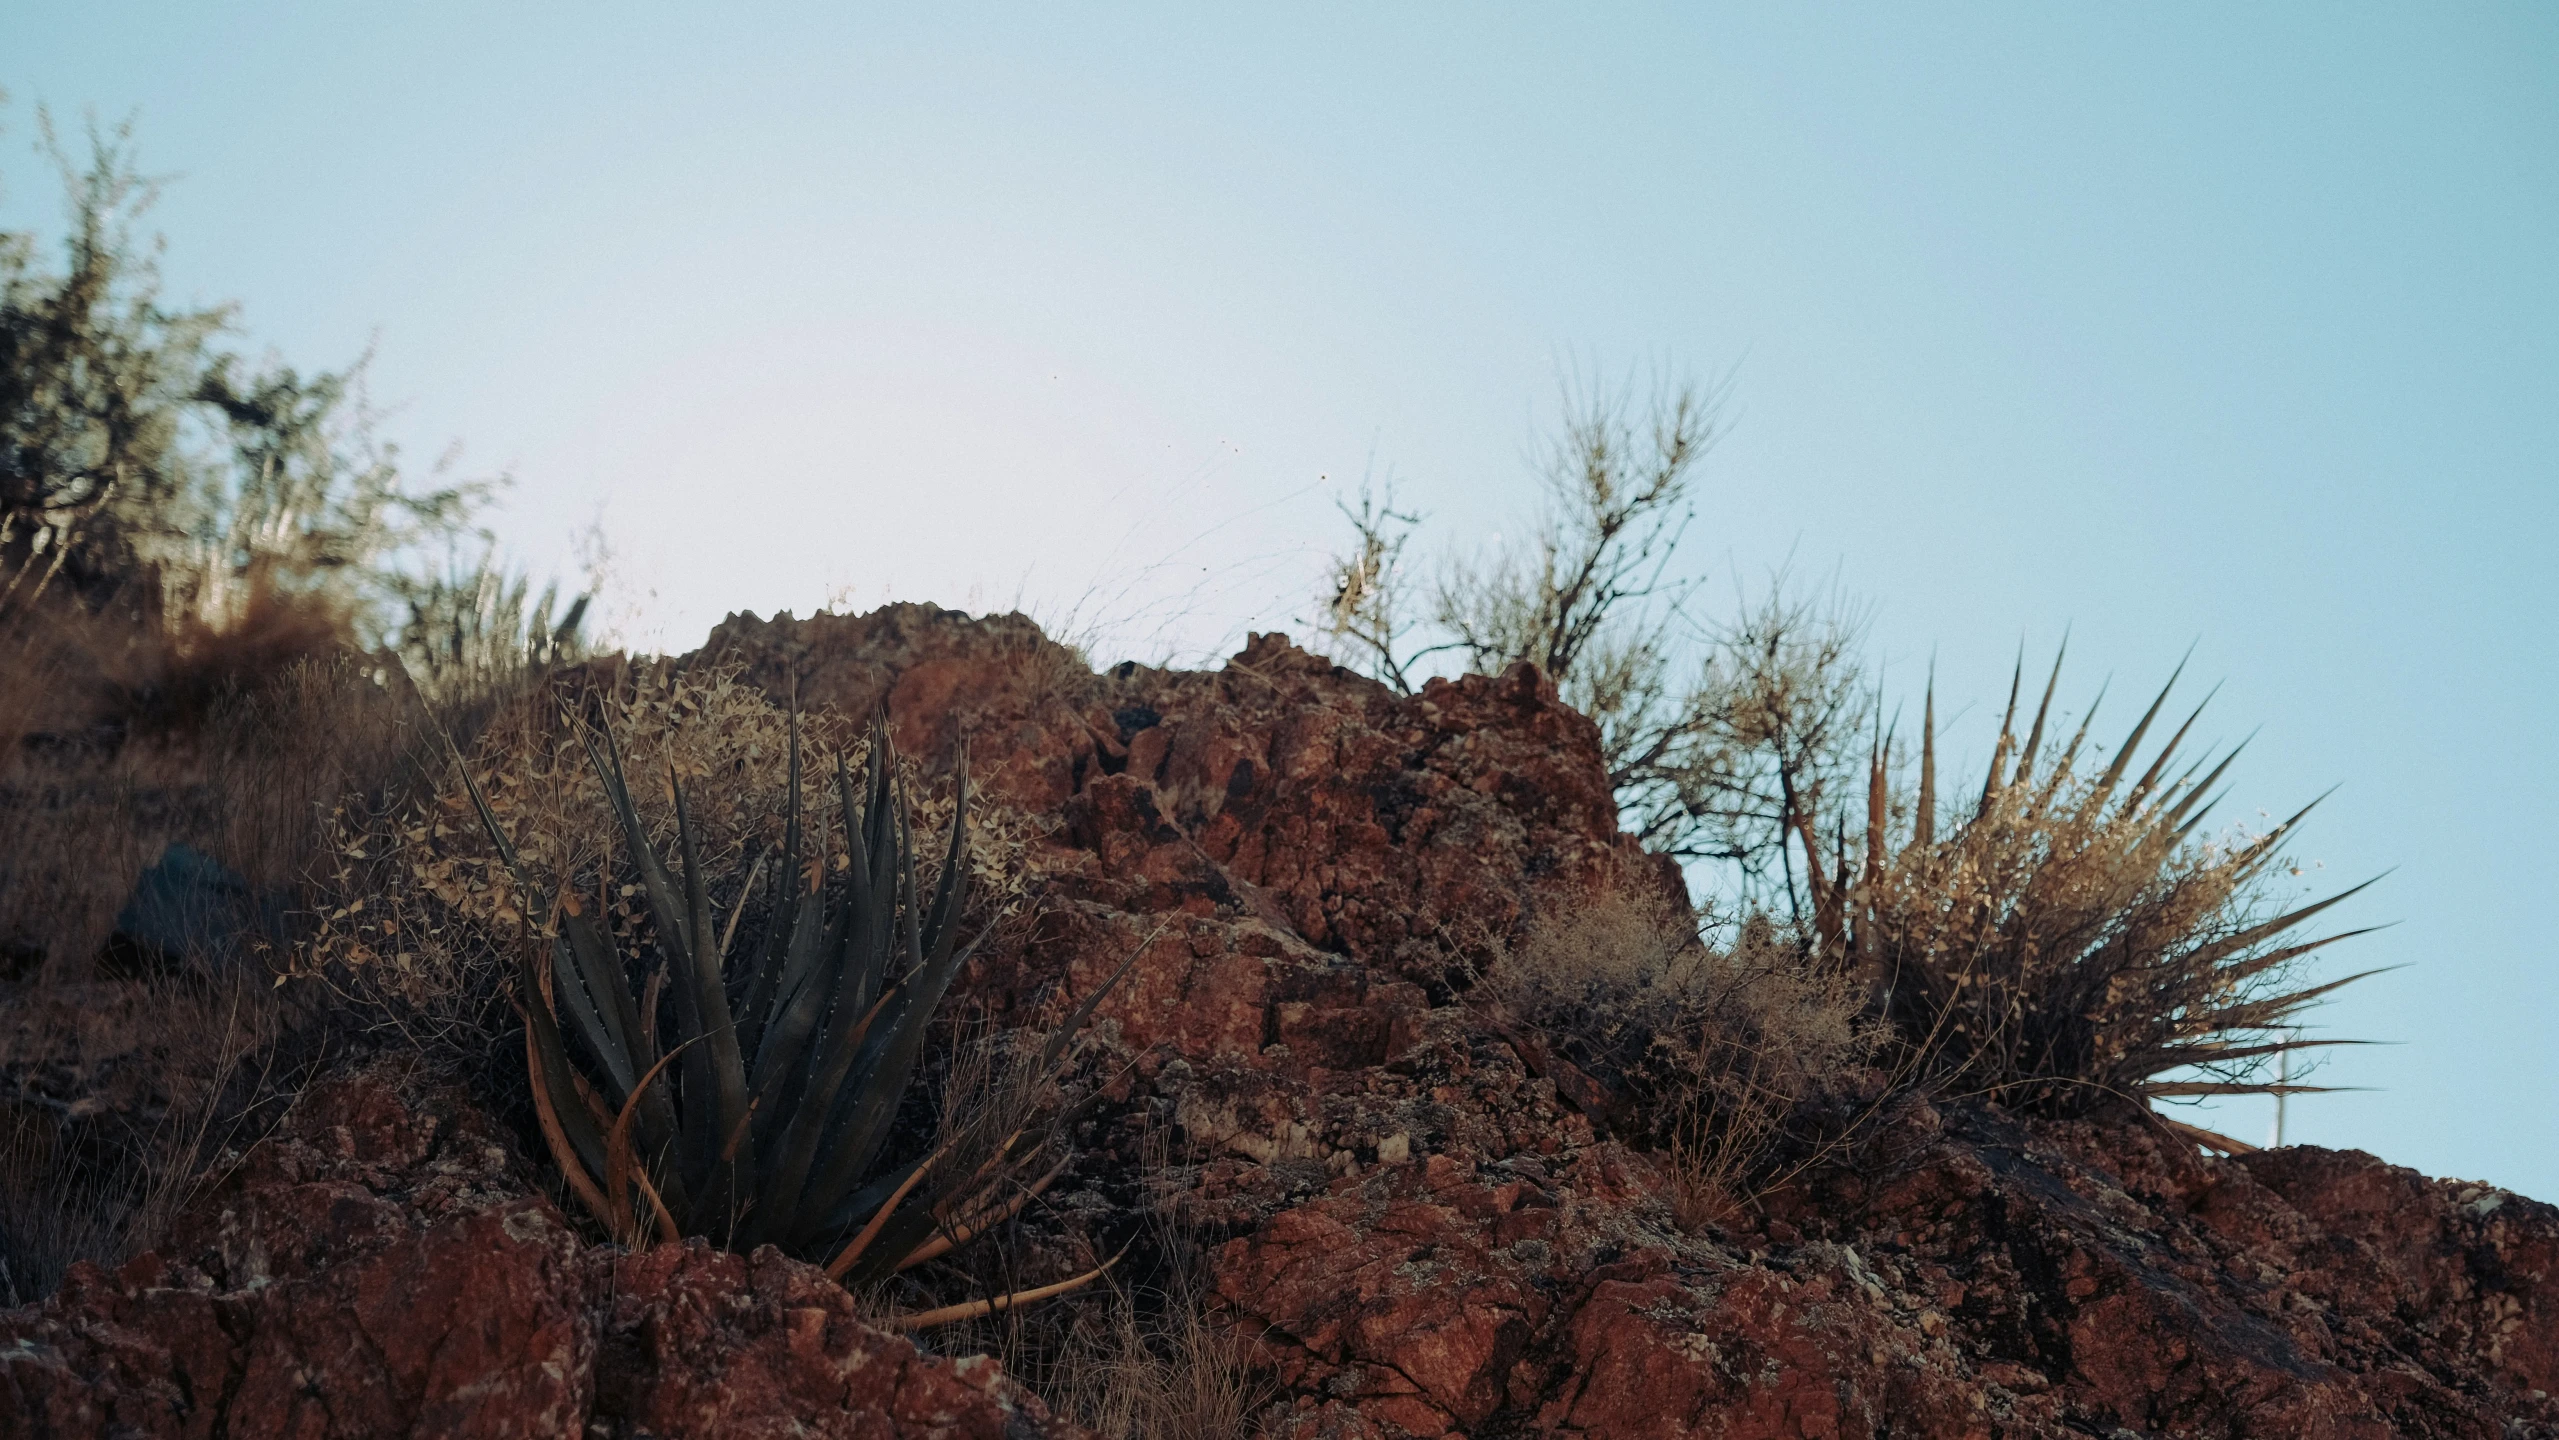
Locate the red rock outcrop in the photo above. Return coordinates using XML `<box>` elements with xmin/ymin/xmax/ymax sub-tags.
<box><xmin>0</xmin><ymin>1064</ymin><xmax>1082</xmax><ymax>1439</ymax></box>
<box><xmin>5</xmin><ymin>604</ymin><xmax>2551</xmax><ymax>1438</ymax></box>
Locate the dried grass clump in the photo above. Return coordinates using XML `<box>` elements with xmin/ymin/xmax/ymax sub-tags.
<box><xmin>1801</xmin><ymin>655</ymin><xmax>2374</xmax><ymax>1136</ymax></box>
<box><xmin>1479</xmin><ymin>886</ymin><xmax>1876</xmax><ymax>1225</ymax></box>
<box><xmin>0</xmin><ymin>968</ymin><xmax>300</xmax><ymax>1304</ymax></box>
<box><xmin>297</xmin><ymin>661</ymin><xmax>1041</xmax><ymax>1049</ymax></box>
<box><xmin>1040</xmin><ymin>1278</ymin><xmax>1276</xmax><ymax>1440</ymax></box>
<box><xmin>109</xmin><ymin>570</ymin><xmax>357</xmax><ymax>740</ymax></box>
<box><xmin>923</xmin><ymin>1118</ymin><xmax>1274</xmax><ymax>1440</ymax></box>
<box><xmin>0</xmin><ymin>625</ymin><xmax>475</xmax><ymax>983</ymax></box>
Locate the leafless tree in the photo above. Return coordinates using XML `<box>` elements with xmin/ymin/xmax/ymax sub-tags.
<box><xmin>1312</xmin><ymin>374</ymin><xmax>1872</xmax><ymax>916</ymax></box>
<box><xmin>1317</xmin><ymin>478</ymin><xmax>1438</xmax><ymax>695</ymax></box>
<box><xmin>1674</xmin><ymin>583</ymin><xmax>1873</xmax><ymax>921</ymax></box>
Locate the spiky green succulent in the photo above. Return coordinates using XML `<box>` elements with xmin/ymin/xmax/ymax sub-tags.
<box><xmin>457</xmin><ymin>700</ymin><xmax>1123</xmax><ymax>1314</ymax></box>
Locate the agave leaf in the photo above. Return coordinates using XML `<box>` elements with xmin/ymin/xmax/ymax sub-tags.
<box><xmin>2058</xmin><ymin>675</ymin><xmax>2109</xmax><ymax>776</ymax></box>
<box><xmin>830</xmin><ymin>941</ymin><xmax>1149</xmax><ymax>1273</ymax></box>
<box><xmin>787</xmin><ymin>786</ymin><xmax>952</xmax><ymax>1212</ymax></box>
<box><xmin>446</xmin><ymin>733</ymin><xmax>540</xmax><ymax>897</ymax></box>
<box><xmin>2142</xmin><ymin>1080</ymin><xmax>2348</xmax><ymax>1098</ymax></box>
<box><xmin>1977</xmin><ymin>653</ymin><xmax>2023</xmax><ymax>813</ymax></box>
<box><xmin>718</xmin><ymin>847</ymin><xmax>769</xmax><ymax>977</ymax></box>
<box><xmin>747</xmin><ymin>753</ymin><xmax>864</xmax><ymax>1088</ymax></box>
<box><xmin>838</xmin><ymin>1155</ymin><xmax>998</xmax><ymax>1285</ymax></box>
<box><xmin>2016</xmin><ymin>645</ymin><xmax>2065</xmax><ymax>788</ymax></box>
<box><xmin>2144</xmin><ymin>1035</ymin><xmax>2374</xmax><ymax>1071</ymax></box>
<box><xmin>836</xmin><ymin>748</ymin><xmax>885</xmax><ymax>1012</ymax></box>
<box><xmin>880</xmin><ymin>1247</ymin><xmax>1129</xmax><ymax>1332</ymax></box>
<box><xmin>595</xmin><ymin>746</ymin><xmax>710</xmax><ymax>1196</ymax></box>
<box><xmin>581</xmin><ymin>721</ymin><xmax>697</xmax><ymax>981</ymax></box>
<box><xmin>822</xmin><ymin>1140</ymin><xmax>950</xmax><ymax>1282</ymax></box>
<box><xmin>752</xmin><ymin>966</ymin><xmax>910</xmax><ymax>1236</ymax></box>
<box><xmin>453</xmin><ymin>742</ymin><xmax>646</xmax><ymax>1099</ymax></box>
<box><xmin>844</xmin><ymin>947</ymin><xmax>1143</xmax><ymax>1280</ymax></box>
<box><xmin>2206</xmin><ymin>927</ymin><xmax>2388</xmax><ymax>991</ymax></box>
<box><xmin>816</xmin><ymin>1155</ymin><xmax>928</xmax><ymax>1239</ymax></box>
<box><xmin>738</xmin><ymin>702</ymin><xmax>807</xmax><ymax>1056</ymax></box>
<box><xmin>670</xmin><ymin>768</ymin><xmax>721</xmax><ymax>984</ymax></box>
<box><xmin>2172</xmin><ymin>792</ymin><xmax>2233</xmax><ymax>843</ymax></box>
<box><xmin>918</xmin><ymin>750</ymin><xmax>972</xmax><ymax>962</ymax></box>
<box><xmin>2227</xmin><ymin>789</ymin><xmax>2341</xmax><ymax>881</ymax></box>
<box><xmin>454</xmin><ymin>715</ymin><xmax>688</xmax><ymax>1196</ymax></box>
<box><xmin>549</xmin><ymin>910</ymin><xmax>639</xmax><ymax>1098</ymax></box>
<box><xmin>2164</xmin><ymin>735</ymin><xmax>2251</xmax><ymax>831</ymax></box>
<box><xmin>2123</xmin><ymin>683</ymin><xmax>2220</xmax><ymax>815</ymax></box>
<box><xmin>1914</xmin><ymin>674</ymin><xmax>1936</xmax><ymax>850</ymax></box>
<box><xmin>667</xmin><ymin>767</ymin><xmax>750</xmax><ymax>1207</ymax></box>
<box><xmin>606</xmin><ymin>1041</ymin><xmax>691</xmax><ymax>1246</ymax></box>
<box><xmin>638</xmin><ymin>965</ymin><xmax>664</xmax><ymax>1062</ymax></box>
<box><xmin>2155</xmin><ymin>1114</ymin><xmax>2261</xmax><ymax>1155</ymax></box>
<box><xmin>1033</xmin><ymin>942</ymin><xmax>1148</xmax><ymax>1081</ymax></box>
<box><xmin>795</xmin><ymin>930</ymin><xmax>986</xmax><ymax>1244</ymax></box>
<box><xmin>745</xmin><ymin>781</ymin><xmax>890</xmax><ymax>1184</ymax></box>
<box><xmin>744</xmin><ymin>921</ymin><xmax>846</xmax><ymax>1153</ymax></box>
<box><xmin>520</xmin><ymin>993</ymin><xmax>612</xmax><ymax>1227</ymax></box>
<box><xmin>2091</xmin><ymin>648</ymin><xmax>2190</xmax><ymax>806</ymax></box>
<box><xmin>2227</xmin><ymin>966</ymin><xmax>2395</xmax><ymax>1022</ymax></box>
<box><xmin>2178</xmin><ymin>878</ymin><xmax>2382</xmax><ymax>973</ymax></box>
<box><xmin>1863</xmin><ymin>725</ymin><xmax>1888</xmax><ymax>884</ymax></box>
<box><xmin>896</xmin><ymin>1154</ymin><xmax>1071</xmax><ymax>1272</ymax></box>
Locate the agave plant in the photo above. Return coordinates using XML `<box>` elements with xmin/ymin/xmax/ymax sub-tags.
<box><xmin>1795</xmin><ymin>649</ymin><xmax>2379</xmax><ymax>1139</ymax></box>
<box><xmin>456</xmin><ymin>700</ymin><xmax>1124</xmax><ymax>1323</ymax></box>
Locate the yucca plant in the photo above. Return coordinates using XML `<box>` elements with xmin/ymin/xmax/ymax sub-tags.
<box><xmin>1795</xmin><ymin>650</ymin><xmax>2378</xmax><ymax>1141</ymax></box>
<box><xmin>456</xmin><ymin>701</ymin><xmax>1125</xmax><ymax>1324</ymax></box>
<box><xmin>392</xmin><ymin>556</ymin><xmax>589</xmax><ymax>698</ymax></box>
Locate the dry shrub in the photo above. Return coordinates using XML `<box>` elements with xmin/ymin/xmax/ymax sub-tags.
<box><xmin>920</xmin><ymin>1116</ymin><xmax>1275</xmax><ymax>1440</ymax></box>
<box><xmin>992</xmin><ymin>609</ymin><xmax>1101</xmax><ymax>716</ymax></box>
<box><xmin>199</xmin><ymin>653</ymin><xmax>448</xmax><ymax>898</ymax></box>
<box><xmin>110</xmin><ymin>571</ymin><xmax>356</xmax><ymax>740</ymax></box>
<box><xmin>1039</xmin><ymin>1275</ymin><xmax>1276</xmax><ymax>1440</ymax></box>
<box><xmin>0</xmin><ymin>593</ymin><xmax>161</xmax><ymax>756</ymax></box>
<box><xmin>296</xmin><ymin>661</ymin><xmax>1039</xmax><ymax>1067</ymax></box>
<box><xmin>0</xmin><ymin>766</ymin><xmax>160</xmax><ymax>982</ymax></box>
<box><xmin>1803</xmin><ymin>658</ymin><xmax>2373</xmax><ymax>1132</ymax></box>
<box><xmin>0</xmin><ymin>968</ymin><xmax>300</xmax><ymax>1304</ymax></box>
<box><xmin>0</xmin><ymin>642</ymin><xmax>485</xmax><ymax>982</ymax></box>
<box><xmin>295</xmin><ymin>659</ymin><xmax>1106</xmax><ymax>1320</ymax></box>
<box><xmin>1479</xmin><ymin>886</ymin><xmax>1875</xmax><ymax>1225</ymax></box>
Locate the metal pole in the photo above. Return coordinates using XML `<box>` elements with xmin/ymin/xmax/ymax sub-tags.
<box><xmin>2270</xmin><ymin>1031</ymin><xmax>2293</xmax><ymax>1148</ymax></box>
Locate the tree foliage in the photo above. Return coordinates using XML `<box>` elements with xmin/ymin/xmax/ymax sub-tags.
<box><xmin>0</xmin><ymin>106</ymin><xmax>552</xmax><ymax>668</ymax></box>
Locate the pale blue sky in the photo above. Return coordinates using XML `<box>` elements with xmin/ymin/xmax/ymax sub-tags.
<box><xmin>7</xmin><ymin>5</ymin><xmax>2553</xmax><ymax>1196</ymax></box>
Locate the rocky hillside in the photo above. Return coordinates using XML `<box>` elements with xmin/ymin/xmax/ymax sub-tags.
<box><xmin>5</xmin><ymin>605</ymin><xmax>2552</xmax><ymax>1438</ymax></box>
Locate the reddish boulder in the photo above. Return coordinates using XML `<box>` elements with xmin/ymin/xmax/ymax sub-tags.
<box><xmin>0</xmin><ymin>1065</ymin><xmax>1079</xmax><ymax>1440</ymax></box>
<box><xmin>703</xmin><ymin>610</ymin><xmax>1678</xmax><ymax>989</ymax></box>
<box><xmin>0</xmin><ymin>1064</ymin><xmax>591</xmax><ymax>1440</ymax></box>
<box><xmin>2234</xmin><ymin>1146</ymin><xmax>2559</xmax><ymax>1410</ymax></box>
<box><xmin>593</xmin><ymin>1242</ymin><xmax>1076</xmax><ymax>1439</ymax></box>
